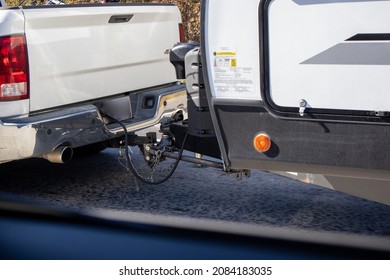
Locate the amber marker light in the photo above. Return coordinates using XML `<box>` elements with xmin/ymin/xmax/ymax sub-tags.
<box><xmin>253</xmin><ymin>133</ymin><xmax>271</xmax><ymax>153</ymax></box>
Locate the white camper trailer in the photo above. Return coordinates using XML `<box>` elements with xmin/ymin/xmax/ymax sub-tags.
<box><xmin>165</xmin><ymin>0</ymin><xmax>390</xmax><ymax>205</ymax></box>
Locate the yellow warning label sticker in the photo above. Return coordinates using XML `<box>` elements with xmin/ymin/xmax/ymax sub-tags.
<box><xmin>214</xmin><ymin>49</ymin><xmax>237</xmax><ymax>68</ymax></box>
<box><xmin>215</xmin><ymin>51</ymin><xmax>236</xmax><ymax>56</ymax></box>
<box><xmin>230</xmin><ymin>58</ymin><xmax>237</xmax><ymax>67</ymax></box>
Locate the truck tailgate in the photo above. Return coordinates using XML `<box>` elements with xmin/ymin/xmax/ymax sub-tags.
<box><xmin>23</xmin><ymin>4</ymin><xmax>181</xmax><ymax>112</ymax></box>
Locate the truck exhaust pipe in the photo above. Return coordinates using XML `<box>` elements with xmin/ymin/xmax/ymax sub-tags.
<box><xmin>43</xmin><ymin>146</ymin><xmax>73</xmax><ymax>164</ymax></box>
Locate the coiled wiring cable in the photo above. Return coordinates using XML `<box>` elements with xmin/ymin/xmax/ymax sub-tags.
<box><xmin>104</xmin><ymin>114</ymin><xmax>188</xmax><ymax>185</ymax></box>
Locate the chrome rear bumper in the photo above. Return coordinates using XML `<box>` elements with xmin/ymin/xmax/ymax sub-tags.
<box><xmin>0</xmin><ymin>85</ymin><xmax>187</xmax><ymax>163</ymax></box>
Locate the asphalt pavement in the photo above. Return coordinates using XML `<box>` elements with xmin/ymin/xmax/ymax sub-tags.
<box><xmin>0</xmin><ymin>148</ymin><xmax>389</xmax><ymax>237</ymax></box>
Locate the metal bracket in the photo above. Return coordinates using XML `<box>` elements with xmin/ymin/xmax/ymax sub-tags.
<box><xmin>375</xmin><ymin>110</ymin><xmax>390</xmax><ymax>117</ymax></box>
<box><xmin>233</xmin><ymin>170</ymin><xmax>251</xmax><ymax>180</ymax></box>
<box><xmin>299</xmin><ymin>99</ymin><xmax>307</xmax><ymax>117</ymax></box>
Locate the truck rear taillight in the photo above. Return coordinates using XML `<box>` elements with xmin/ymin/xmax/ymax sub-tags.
<box><xmin>179</xmin><ymin>23</ymin><xmax>185</xmax><ymax>43</ymax></box>
<box><xmin>0</xmin><ymin>35</ymin><xmax>29</xmax><ymax>101</ymax></box>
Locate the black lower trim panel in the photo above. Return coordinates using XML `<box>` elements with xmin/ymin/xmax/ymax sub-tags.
<box><xmin>215</xmin><ymin>104</ymin><xmax>390</xmax><ymax>179</ymax></box>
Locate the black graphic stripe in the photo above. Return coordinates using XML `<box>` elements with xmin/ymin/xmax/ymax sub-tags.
<box><xmin>301</xmin><ymin>42</ymin><xmax>390</xmax><ymax>65</ymax></box>
<box><xmin>346</xmin><ymin>33</ymin><xmax>390</xmax><ymax>41</ymax></box>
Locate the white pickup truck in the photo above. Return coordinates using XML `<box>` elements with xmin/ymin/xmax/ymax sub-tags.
<box><xmin>0</xmin><ymin>1</ymin><xmax>187</xmax><ymax>163</ymax></box>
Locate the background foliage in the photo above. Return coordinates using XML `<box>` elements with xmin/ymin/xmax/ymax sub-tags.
<box><xmin>5</xmin><ymin>0</ymin><xmax>201</xmax><ymax>42</ymax></box>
